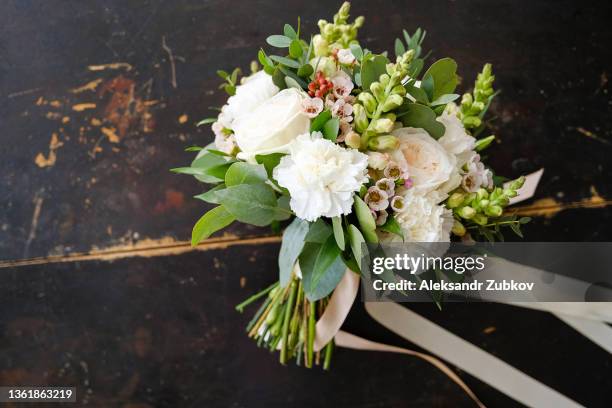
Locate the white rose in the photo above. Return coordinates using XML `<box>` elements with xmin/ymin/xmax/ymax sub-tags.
<box><xmin>233</xmin><ymin>88</ymin><xmax>311</xmax><ymax>162</ymax></box>
<box><xmin>390</xmin><ymin>127</ymin><xmax>456</xmax><ymax>194</ymax></box>
<box><xmin>436</xmin><ymin>108</ymin><xmax>475</xmax><ymax>166</ymax></box>
<box><xmin>273</xmin><ymin>132</ymin><xmax>369</xmax><ymax>221</ymax></box>
<box><xmin>393</xmin><ymin>190</ymin><xmax>453</xmax><ymax>242</ymax></box>
<box><xmin>222</xmin><ymin>71</ymin><xmax>279</xmax><ymax>127</ymax></box>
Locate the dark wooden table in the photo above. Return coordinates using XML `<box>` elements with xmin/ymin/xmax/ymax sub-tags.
<box><xmin>1</xmin><ymin>1</ymin><xmax>611</xmax><ymax>406</ymax></box>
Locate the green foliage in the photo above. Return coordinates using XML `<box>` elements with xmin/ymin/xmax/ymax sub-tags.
<box><xmin>255</xmin><ymin>153</ymin><xmax>285</xmax><ymax>178</ymax></box>
<box><xmin>353</xmin><ymin>195</ymin><xmax>378</xmax><ymax>243</ymax></box>
<box><xmin>347</xmin><ymin>224</ymin><xmax>366</xmax><ymax>273</ymax></box>
<box><xmin>194</xmin><ymin>184</ymin><xmax>226</xmax><ymax>204</ymax></box>
<box><xmin>215</xmin><ymin>184</ymin><xmax>290</xmax><ymax>226</ymax></box>
<box><xmin>360</xmin><ymin>55</ymin><xmax>389</xmax><ymax>90</ymax></box>
<box><xmin>217</xmin><ymin>67</ymin><xmax>242</xmax><ymax>96</ymax></box>
<box><xmin>459</xmin><ymin>63</ymin><xmax>497</xmax><ymax>130</ymax></box>
<box><xmin>423</xmin><ymin>58</ymin><xmax>458</xmax><ymax>100</ymax></box>
<box><xmin>300</xmin><ymin>236</ymin><xmax>346</xmax><ymax>301</ymax></box>
<box><xmin>379</xmin><ymin>214</ymin><xmax>403</xmax><ymax>240</ymax></box>
<box><xmin>331</xmin><ymin>217</ymin><xmax>345</xmax><ymax>251</ymax></box>
<box><xmin>322</xmin><ymin>117</ymin><xmax>340</xmax><ymax>141</ymax></box>
<box><xmin>310</xmin><ymin>110</ymin><xmax>332</xmax><ymax>132</ymax></box>
<box><xmin>225</xmin><ymin>162</ymin><xmax>268</xmax><ymax>186</ymax></box>
<box><xmin>397</xmin><ymin>103</ymin><xmax>445</xmax><ymax>139</ymax></box>
<box><xmin>191</xmin><ymin>206</ymin><xmax>235</xmax><ymax>246</ymax></box>
<box><xmin>279</xmin><ymin>218</ymin><xmax>310</xmax><ymax>287</ymax></box>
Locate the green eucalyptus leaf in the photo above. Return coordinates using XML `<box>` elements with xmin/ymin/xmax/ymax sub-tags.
<box><xmin>272</xmin><ymin>67</ymin><xmax>287</xmax><ymax>89</ymax></box>
<box><xmin>423</xmin><ymin>58</ymin><xmax>458</xmax><ymax>100</ymax></box>
<box><xmin>380</xmin><ymin>215</ymin><xmax>404</xmax><ymax>240</ymax></box>
<box><xmin>224</xmin><ymin>162</ymin><xmax>268</xmax><ymax>186</ymax></box>
<box><xmin>283</xmin><ymin>24</ymin><xmax>297</xmax><ymax>39</ymax></box>
<box><xmin>361</xmin><ymin>54</ymin><xmax>389</xmax><ymax>90</ymax></box>
<box><xmin>275</xmin><ymin>195</ymin><xmax>292</xmax><ymax>221</ymax></box>
<box><xmin>349</xmin><ymin>43</ymin><xmax>363</xmax><ymax>61</ymax></box>
<box><xmin>347</xmin><ymin>224</ymin><xmax>366</xmax><ymax>273</ymax></box>
<box><xmin>310</xmin><ymin>110</ymin><xmax>332</xmax><ymax>132</ymax></box>
<box><xmin>322</xmin><ymin>117</ymin><xmax>340</xmax><ymax>141</ymax></box>
<box><xmin>398</xmin><ymin>103</ymin><xmax>446</xmax><ymax>139</ymax></box>
<box><xmin>191</xmin><ymin>205</ymin><xmax>235</xmax><ymax>246</ymax></box>
<box><xmin>394</xmin><ymin>38</ymin><xmax>405</xmax><ymax>57</ymax></box>
<box><xmin>331</xmin><ymin>217</ymin><xmax>345</xmax><ymax>251</ymax></box>
<box><xmin>285</xmin><ymin>76</ymin><xmax>303</xmax><ymax>90</ymax></box>
<box><xmin>297</xmin><ymin>63</ymin><xmax>314</xmax><ymax>78</ymax></box>
<box><xmin>289</xmin><ymin>39</ymin><xmax>303</xmax><ymax>58</ymax></box>
<box><xmin>430</xmin><ymin>93</ymin><xmax>460</xmax><ymax>107</ymax></box>
<box><xmin>278</xmin><ymin>217</ymin><xmax>309</xmax><ymax>287</ymax></box>
<box><xmin>194</xmin><ymin>184</ymin><xmax>226</xmax><ymax>204</ymax></box>
<box><xmin>405</xmin><ymin>83</ymin><xmax>429</xmax><ymax>104</ymax></box>
<box><xmin>255</xmin><ymin>153</ymin><xmax>285</xmax><ymax>177</ymax></box>
<box><xmin>270</xmin><ymin>55</ymin><xmax>300</xmax><ymax>68</ymax></box>
<box><xmin>353</xmin><ymin>195</ymin><xmax>378</xmax><ymax>243</ymax></box>
<box><xmin>216</xmin><ymin>184</ymin><xmax>286</xmax><ymax>226</ymax></box>
<box><xmin>266</xmin><ymin>35</ymin><xmax>292</xmax><ymax>48</ymax></box>
<box><xmin>196</xmin><ymin>118</ymin><xmax>216</xmax><ymax>126</ymax></box>
<box><xmin>300</xmin><ymin>236</ymin><xmax>346</xmax><ymax>301</ymax></box>
<box><xmin>305</xmin><ymin>218</ymin><xmax>332</xmax><ymax>243</ymax></box>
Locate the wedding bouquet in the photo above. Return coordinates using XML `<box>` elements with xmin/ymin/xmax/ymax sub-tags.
<box><xmin>173</xmin><ymin>2</ymin><xmax>529</xmax><ymax>369</ymax></box>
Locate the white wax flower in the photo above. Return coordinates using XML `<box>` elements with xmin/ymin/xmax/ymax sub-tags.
<box><xmin>233</xmin><ymin>88</ymin><xmax>310</xmax><ymax>162</ymax></box>
<box><xmin>302</xmin><ymin>96</ymin><xmax>324</xmax><ymax>118</ymax></box>
<box><xmin>273</xmin><ymin>132</ymin><xmax>369</xmax><ymax>221</ymax></box>
<box><xmin>462</xmin><ymin>153</ymin><xmax>493</xmax><ymax>192</ymax></box>
<box><xmin>390</xmin><ymin>127</ymin><xmax>456</xmax><ymax>194</ymax></box>
<box><xmin>337</xmin><ymin>48</ymin><xmax>356</xmax><ymax>65</ymax></box>
<box><xmin>331</xmin><ymin>70</ymin><xmax>354</xmax><ymax>99</ymax></box>
<box><xmin>394</xmin><ymin>190</ymin><xmax>454</xmax><ymax>242</ymax></box>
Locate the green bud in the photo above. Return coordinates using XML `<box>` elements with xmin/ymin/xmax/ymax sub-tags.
<box><xmin>452</xmin><ymin>220</ymin><xmax>466</xmax><ymax>237</ymax></box>
<box><xmin>472</xmin><ymin>214</ymin><xmax>488</xmax><ymax>226</ymax></box>
<box><xmin>382</xmin><ymin>94</ymin><xmax>403</xmax><ymax>112</ymax></box>
<box><xmin>354</xmin><ymin>16</ymin><xmax>365</xmax><ymax>28</ymax></box>
<box><xmin>370</xmin><ymin>82</ymin><xmax>385</xmax><ymax>102</ymax></box>
<box><xmin>379</xmin><ymin>74</ymin><xmax>390</xmax><ymax>87</ymax></box>
<box><xmin>372</xmin><ymin>118</ymin><xmax>394</xmax><ymax>133</ymax></box>
<box><xmin>312</xmin><ymin>34</ymin><xmax>329</xmax><ymax>57</ymax></box>
<box><xmin>496</xmin><ymin>196</ymin><xmax>510</xmax><ymax>207</ymax></box>
<box><xmin>472</xmin><ymin>101</ymin><xmax>485</xmax><ymax>112</ymax></box>
<box><xmin>463</xmin><ymin>193</ymin><xmax>477</xmax><ymax>206</ymax></box>
<box><xmin>485</xmin><ymin>205</ymin><xmax>503</xmax><ymax>217</ymax></box>
<box><xmin>391</xmin><ymin>85</ymin><xmax>407</xmax><ymax>96</ymax></box>
<box><xmin>250</xmin><ymin>60</ymin><xmax>259</xmax><ymax>73</ymax></box>
<box><xmin>447</xmin><ymin>192</ymin><xmax>465</xmax><ymax>208</ymax></box>
<box><xmin>477</xmin><ymin>188</ymin><xmax>489</xmax><ymax>200</ymax></box>
<box><xmin>368</xmin><ymin>135</ymin><xmax>399</xmax><ymax>151</ymax></box>
<box><xmin>358</xmin><ymin>92</ymin><xmax>377</xmax><ymax>114</ymax></box>
<box><xmin>474</xmin><ymin>135</ymin><xmax>495</xmax><ymax>152</ymax></box>
<box><xmin>461</xmin><ymin>93</ymin><xmax>473</xmax><ymax>106</ymax></box>
<box><xmin>476</xmin><ymin>199</ymin><xmax>490</xmax><ymax>209</ymax></box>
<box><xmin>352</xmin><ymin>104</ymin><xmax>369</xmax><ymax>133</ymax></box>
<box><xmin>458</xmin><ymin>206</ymin><xmax>476</xmax><ymax>219</ymax></box>
<box><xmin>509</xmin><ymin>176</ymin><xmax>526</xmax><ymax>190</ymax></box>
<box><xmin>463</xmin><ymin>116</ymin><xmax>482</xmax><ymax>128</ymax></box>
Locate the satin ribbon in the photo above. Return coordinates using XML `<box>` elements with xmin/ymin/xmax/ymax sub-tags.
<box><xmin>308</xmin><ymin>169</ymin><xmax>612</xmax><ymax>406</ymax></box>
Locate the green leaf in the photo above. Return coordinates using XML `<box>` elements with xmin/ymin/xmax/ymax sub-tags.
<box><xmin>423</xmin><ymin>58</ymin><xmax>458</xmax><ymax>100</ymax></box>
<box><xmin>196</xmin><ymin>118</ymin><xmax>216</xmax><ymax>126</ymax></box>
<box><xmin>331</xmin><ymin>217</ymin><xmax>345</xmax><ymax>251</ymax></box>
<box><xmin>194</xmin><ymin>184</ymin><xmax>226</xmax><ymax>204</ymax></box>
<box><xmin>278</xmin><ymin>218</ymin><xmax>309</xmax><ymax>287</ymax></box>
<box><xmin>347</xmin><ymin>224</ymin><xmax>366</xmax><ymax>273</ymax></box>
<box><xmin>289</xmin><ymin>39</ymin><xmax>303</xmax><ymax>58</ymax></box>
<box><xmin>270</xmin><ymin>55</ymin><xmax>300</xmax><ymax>68</ymax></box>
<box><xmin>224</xmin><ymin>162</ymin><xmax>268</xmax><ymax>186</ymax></box>
<box><xmin>275</xmin><ymin>195</ymin><xmax>292</xmax><ymax>221</ymax></box>
<box><xmin>170</xmin><ymin>167</ymin><xmax>205</xmax><ymax>175</ymax></box>
<box><xmin>398</xmin><ymin>103</ymin><xmax>446</xmax><ymax>139</ymax></box>
<box><xmin>305</xmin><ymin>218</ymin><xmax>332</xmax><ymax>243</ymax></box>
<box><xmin>216</xmin><ymin>70</ymin><xmax>229</xmax><ymax>80</ymax></box>
<box><xmin>430</xmin><ymin>93</ymin><xmax>460</xmax><ymax>107</ymax></box>
<box><xmin>185</xmin><ymin>146</ymin><xmax>203</xmax><ymax>152</ymax></box>
<box><xmin>277</xmin><ymin>65</ymin><xmax>308</xmax><ymax>88</ymax></box>
<box><xmin>353</xmin><ymin>195</ymin><xmax>378</xmax><ymax>243</ymax></box>
<box><xmin>394</xmin><ymin>38</ymin><xmax>405</xmax><ymax>57</ymax></box>
<box><xmin>283</xmin><ymin>24</ymin><xmax>297</xmax><ymax>39</ymax></box>
<box><xmin>421</xmin><ymin>74</ymin><xmax>434</xmax><ymax>101</ymax></box>
<box><xmin>255</xmin><ymin>153</ymin><xmax>285</xmax><ymax>177</ymax></box>
<box><xmin>216</xmin><ymin>184</ymin><xmax>287</xmax><ymax>226</ymax></box>
<box><xmin>349</xmin><ymin>43</ymin><xmax>363</xmax><ymax>61</ymax></box>
<box><xmin>191</xmin><ymin>206</ymin><xmax>235</xmax><ymax>246</ymax></box>
<box><xmin>474</xmin><ymin>135</ymin><xmax>496</xmax><ymax>151</ymax></box>
<box><xmin>272</xmin><ymin>67</ymin><xmax>287</xmax><ymax>89</ymax></box>
<box><xmin>405</xmin><ymin>82</ymin><xmax>429</xmax><ymax>104</ymax></box>
<box><xmin>361</xmin><ymin>54</ymin><xmax>389</xmax><ymax>90</ymax></box>
<box><xmin>310</xmin><ymin>110</ymin><xmax>332</xmax><ymax>132</ymax></box>
<box><xmin>285</xmin><ymin>76</ymin><xmax>303</xmax><ymax>90</ymax></box>
<box><xmin>300</xmin><ymin>236</ymin><xmax>346</xmax><ymax>301</ymax></box>
<box><xmin>322</xmin><ymin>117</ymin><xmax>340</xmax><ymax>141</ymax></box>
<box><xmin>266</xmin><ymin>35</ymin><xmax>292</xmax><ymax>48</ymax></box>
<box><xmin>258</xmin><ymin>49</ymin><xmax>273</xmax><ymax>69</ymax></box>
<box><xmin>380</xmin><ymin>215</ymin><xmax>404</xmax><ymax>240</ymax></box>
<box><xmin>190</xmin><ymin>152</ymin><xmax>230</xmax><ymax>183</ymax></box>
<box><xmin>297</xmin><ymin>63</ymin><xmax>314</xmax><ymax>78</ymax></box>
<box><xmin>519</xmin><ymin>217</ymin><xmax>531</xmax><ymax>224</ymax></box>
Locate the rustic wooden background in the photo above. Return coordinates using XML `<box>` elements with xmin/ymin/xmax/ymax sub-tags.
<box><xmin>1</xmin><ymin>0</ymin><xmax>611</xmax><ymax>406</ymax></box>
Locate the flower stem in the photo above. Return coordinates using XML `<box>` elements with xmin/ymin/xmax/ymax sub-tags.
<box><xmin>280</xmin><ymin>280</ymin><xmax>298</xmax><ymax>364</ymax></box>
<box><xmin>323</xmin><ymin>340</ymin><xmax>334</xmax><ymax>370</ymax></box>
<box><xmin>235</xmin><ymin>281</ymin><xmax>279</xmax><ymax>313</ymax></box>
<box><xmin>306</xmin><ymin>301</ymin><xmax>316</xmax><ymax>368</ymax></box>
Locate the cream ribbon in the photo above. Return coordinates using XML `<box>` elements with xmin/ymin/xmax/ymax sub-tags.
<box><xmin>308</xmin><ymin>169</ymin><xmax>611</xmax><ymax>406</ymax></box>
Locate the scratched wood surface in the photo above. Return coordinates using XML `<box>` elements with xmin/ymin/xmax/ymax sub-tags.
<box><xmin>1</xmin><ymin>0</ymin><xmax>611</xmax><ymax>407</ymax></box>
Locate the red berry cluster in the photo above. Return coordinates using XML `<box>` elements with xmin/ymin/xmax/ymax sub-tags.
<box><xmin>308</xmin><ymin>71</ymin><xmax>333</xmax><ymax>98</ymax></box>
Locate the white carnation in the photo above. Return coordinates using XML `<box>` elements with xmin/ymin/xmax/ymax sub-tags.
<box><xmin>273</xmin><ymin>132</ymin><xmax>369</xmax><ymax>221</ymax></box>
<box><xmin>394</xmin><ymin>190</ymin><xmax>454</xmax><ymax>242</ymax></box>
